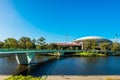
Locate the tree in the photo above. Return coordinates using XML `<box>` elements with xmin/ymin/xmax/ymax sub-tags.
<box><xmin>0</xmin><ymin>41</ymin><xmax>4</xmax><ymax>48</ymax></box>
<box><xmin>83</xmin><ymin>41</ymin><xmax>91</xmax><ymax>50</ymax></box>
<box><xmin>18</xmin><ymin>37</ymin><xmax>33</xmax><ymax>49</ymax></box>
<box><xmin>37</xmin><ymin>37</ymin><xmax>46</xmax><ymax>45</ymax></box>
<box><xmin>36</xmin><ymin>45</ymin><xmax>41</xmax><ymax>50</ymax></box>
<box><xmin>3</xmin><ymin>38</ymin><xmax>18</xmax><ymax>49</ymax></box>
<box><xmin>32</xmin><ymin>39</ymin><xmax>36</xmax><ymax>49</ymax></box>
<box><xmin>57</xmin><ymin>44</ymin><xmax>63</xmax><ymax>50</ymax></box>
<box><xmin>99</xmin><ymin>42</ymin><xmax>109</xmax><ymax>51</ymax></box>
<box><xmin>110</xmin><ymin>42</ymin><xmax>120</xmax><ymax>51</ymax></box>
<box><xmin>83</xmin><ymin>40</ymin><xmax>97</xmax><ymax>50</ymax></box>
<box><xmin>91</xmin><ymin>40</ymin><xmax>98</xmax><ymax>50</ymax></box>
<box><xmin>26</xmin><ymin>42</ymin><xmax>33</xmax><ymax>49</ymax></box>
<box><xmin>32</xmin><ymin>39</ymin><xmax>36</xmax><ymax>44</ymax></box>
<box><xmin>48</xmin><ymin>43</ymin><xmax>58</xmax><ymax>50</ymax></box>
<box><xmin>36</xmin><ymin>37</ymin><xmax>46</xmax><ymax>50</ymax></box>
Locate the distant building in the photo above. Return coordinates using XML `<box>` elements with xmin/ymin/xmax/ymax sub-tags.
<box><xmin>56</xmin><ymin>42</ymin><xmax>81</xmax><ymax>50</ymax></box>
<box><xmin>73</xmin><ymin>36</ymin><xmax>113</xmax><ymax>50</ymax></box>
<box><xmin>55</xmin><ymin>36</ymin><xmax>112</xmax><ymax>50</ymax></box>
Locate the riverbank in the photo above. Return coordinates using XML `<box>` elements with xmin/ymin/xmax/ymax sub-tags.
<box><xmin>0</xmin><ymin>75</ymin><xmax>11</xmax><ymax>80</ymax></box>
<box><xmin>46</xmin><ymin>75</ymin><xmax>120</xmax><ymax>80</ymax></box>
<box><xmin>3</xmin><ymin>75</ymin><xmax>120</xmax><ymax>80</ymax></box>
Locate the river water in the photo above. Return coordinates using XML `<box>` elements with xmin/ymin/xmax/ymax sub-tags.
<box><xmin>0</xmin><ymin>55</ymin><xmax>120</xmax><ymax>76</ymax></box>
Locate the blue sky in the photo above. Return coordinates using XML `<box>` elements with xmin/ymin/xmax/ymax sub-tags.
<box><xmin>0</xmin><ymin>0</ymin><xmax>120</xmax><ymax>42</ymax></box>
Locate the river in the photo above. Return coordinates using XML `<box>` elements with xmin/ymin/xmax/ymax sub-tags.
<box><xmin>0</xmin><ymin>55</ymin><xmax>120</xmax><ymax>76</ymax></box>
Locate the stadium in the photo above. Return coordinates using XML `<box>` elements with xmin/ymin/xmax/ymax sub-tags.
<box><xmin>73</xmin><ymin>36</ymin><xmax>113</xmax><ymax>50</ymax></box>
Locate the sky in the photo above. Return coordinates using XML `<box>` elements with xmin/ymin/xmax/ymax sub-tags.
<box><xmin>0</xmin><ymin>0</ymin><xmax>120</xmax><ymax>42</ymax></box>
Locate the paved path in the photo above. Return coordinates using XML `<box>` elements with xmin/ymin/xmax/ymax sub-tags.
<box><xmin>1</xmin><ymin>75</ymin><xmax>120</xmax><ymax>80</ymax></box>
<box><xmin>46</xmin><ymin>76</ymin><xmax>120</xmax><ymax>80</ymax></box>
<box><xmin>0</xmin><ymin>75</ymin><xmax>11</xmax><ymax>80</ymax></box>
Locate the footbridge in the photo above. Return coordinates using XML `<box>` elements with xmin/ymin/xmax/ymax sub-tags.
<box><xmin>0</xmin><ymin>50</ymin><xmax>82</xmax><ymax>65</ymax></box>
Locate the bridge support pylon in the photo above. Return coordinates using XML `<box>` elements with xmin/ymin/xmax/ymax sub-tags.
<box><xmin>15</xmin><ymin>53</ymin><xmax>35</xmax><ymax>65</ymax></box>
<box><xmin>57</xmin><ymin>51</ymin><xmax>65</xmax><ymax>56</ymax></box>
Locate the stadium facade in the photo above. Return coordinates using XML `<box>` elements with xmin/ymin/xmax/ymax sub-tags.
<box><xmin>73</xmin><ymin>36</ymin><xmax>113</xmax><ymax>50</ymax></box>
<box><xmin>56</xmin><ymin>36</ymin><xmax>112</xmax><ymax>50</ymax></box>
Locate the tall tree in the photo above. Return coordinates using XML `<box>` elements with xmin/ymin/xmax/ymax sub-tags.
<box><xmin>83</xmin><ymin>40</ymin><xmax>93</xmax><ymax>50</ymax></box>
<box><xmin>26</xmin><ymin>42</ymin><xmax>33</xmax><ymax>49</ymax></box>
<box><xmin>36</xmin><ymin>45</ymin><xmax>41</xmax><ymax>50</ymax></box>
<box><xmin>110</xmin><ymin>42</ymin><xmax>120</xmax><ymax>51</ymax></box>
<box><xmin>36</xmin><ymin>37</ymin><xmax>46</xmax><ymax>49</ymax></box>
<box><xmin>32</xmin><ymin>39</ymin><xmax>36</xmax><ymax>44</ymax></box>
<box><xmin>37</xmin><ymin>37</ymin><xmax>46</xmax><ymax>45</ymax></box>
<box><xmin>3</xmin><ymin>38</ymin><xmax>18</xmax><ymax>49</ymax></box>
<box><xmin>18</xmin><ymin>37</ymin><xmax>33</xmax><ymax>49</ymax></box>
<box><xmin>91</xmin><ymin>40</ymin><xmax>98</xmax><ymax>50</ymax></box>
<box><xmin>99</xmin><ymin>42</ymin><xmax>109</xmax><ymax>51</ymax></box>
<box><xmin>0</xmin><ymin>41</ymin><xmax>4</xmax><ymax>48</ymax></box>
<box><xmin>48</xmin><ymin>43</ymin><xmax>58</xmax><ymax>50</ymax></box>
<box><xmin>32</xmin><ymin>39</ymin><xmax>36</xmax><ymax>49</ymax></box>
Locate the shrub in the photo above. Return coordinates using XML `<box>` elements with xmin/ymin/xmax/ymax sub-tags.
<box><xmin>5</xmin><ymin>75</ymin><xmax>41</xmax><ymax>80</ymax></box>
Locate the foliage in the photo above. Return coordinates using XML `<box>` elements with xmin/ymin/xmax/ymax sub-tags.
<box><xmin>97</xmin><ymin>54</ymin><xmax>107</xmax><ymax>57</ymax></box>
<box><xmin>91</xmin><ymin>41</ymin><xmax>98</xmax><ymax>50</ymax></box>
<box><xmin>76</xmin><ymin>51</ymin><xmax>107</xmax><ymax>57</ymax></box>
<box><xmin>110</xmin><ymin>42</ymin><xmax>120</xmax><ymax>51</ymax></box>
<box><xmin>0</xmin><ymin>41</ymin><xmax>4</xmax><ymax>48</ymax></box>
<box><xmin>3</xmin><ymin>38</ymin><xmax>18</xmax><ymax>49</ymax></box>
<box><xmin>37</xmin><ymin>37</ymin><xmax>46</xmax><ymax>45</ymax></box>
<box><xmin>48</xmin><ymin>43</ymin><xmax>58</xmax><ymax>50</ymax></box>
<box><xmin>26</xmin><ymin>41</ymin><xmax>34</xmax><ymax>49</ymax></box>
<box><xmin>79</xmin><ymin>52</ymin><xmax>97</xmax><ymax>57</ymax></box>
<box><xmin>83</xmin><ymin>40</ymin><xmax>98</xmax><ymax>50</ymax></box>
<box><xmin>104</xmin><ymin>77</ymin><xmax>120</xmax><ymax>80</ymax></box>
<box><xmin>99</xmin><ymin>42</ymin><xmax>110</xmax><ymax>51</ymax></box>
<box><xmin>32</xmin><ymin>39</ymin><xmax>36</xmax><ymax>44</ymax></box>
<box><xmin>36</xmin><ymin>37</ymin><xmax>46</xmax><ymax>50</ymax></box>
<box><xmin>18</xmin><ymin>37</ymin><xmax>31</xmax><ymax>49</ymax></box>
<box><xmin>0</xmin><ymin>36</ymin><xmax>120</xmax><ymax>52</ymax></box>
<box><xmin>18</xmin><ymin>37</ymin><xmax>35</xmax><ymax>49</ymax></box>
<box><xmin>5</xmin><ymin>75</ymin><xmax>41</xmax><ymax>80</ymax></box>
<box><xmin>31</xmin><ymin>39</ymin><xmax>36</xmax><ymax>49</ymax></box>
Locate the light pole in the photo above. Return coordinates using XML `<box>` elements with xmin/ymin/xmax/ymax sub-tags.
<box><xmin>65</xmin><ymin>34</ymin><xmax>68</xmax><ymax>43</ymax></box>
<box><xmin>115</xmin><ymin>34</ymin><xmax>118</xmax><ymax>43</ymax></box>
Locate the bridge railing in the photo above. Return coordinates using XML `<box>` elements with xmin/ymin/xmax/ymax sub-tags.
<box><xmin>0</xmin><ymin>49</ymin><xmax>119</xmax><ymax>55</ymax></box>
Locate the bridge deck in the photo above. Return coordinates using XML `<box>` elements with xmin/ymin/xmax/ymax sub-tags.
<box><xmin>0</xmin><ymin>50</ymin><xmax>119</xmax><ymax>55</ymax></box>
<box><xmin>0</xmin><ymin>50</ymin><xmax>83</xmax><ymax>54</ymax></box>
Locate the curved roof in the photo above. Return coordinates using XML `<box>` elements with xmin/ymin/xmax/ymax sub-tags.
<box><xmin>74</xmin><ymin>36</ymin><xmax>112</xmax><ymax>43</ymax></box>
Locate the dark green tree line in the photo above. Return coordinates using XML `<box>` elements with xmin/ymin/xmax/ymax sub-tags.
<box><xmin>0</xmin><ymin>37</ymin><xmax>120</xmax><ymax>51</ymax></box>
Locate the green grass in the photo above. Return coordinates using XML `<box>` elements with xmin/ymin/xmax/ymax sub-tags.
<box><xmin>5</xmin><ymin>75</ymin><xmax>42</xmax><ymax>80</ymax></box>
<box><xmin>97</xmin><ymin>54</ymin><xmax>107</xmax><ymax>57</ymax></box>
<box><xmin>76</xmin><ymin>51</ymin><xmax>107</xmax><ymax>57</ymax></box>
<box><xmin>80</xmin><ymin>52</ymin><xmax>97</xmax><ymax>57</ymax></box>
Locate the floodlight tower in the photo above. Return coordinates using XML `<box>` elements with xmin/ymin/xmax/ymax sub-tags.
<box><xmin>65</xmin><ymin>34</ymin><xmax>68</xmax><ymax>43</ymax></box>
<box><xmin>115</xmin><ymin>34</ymin><xmax>118</xmax><ymax>43</ymax></box>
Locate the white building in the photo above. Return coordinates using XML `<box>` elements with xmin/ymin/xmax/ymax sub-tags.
<box><xmin>73</xmin><ymin>36</ymin><xmax>112</xmax><ymax>50</ymax></box>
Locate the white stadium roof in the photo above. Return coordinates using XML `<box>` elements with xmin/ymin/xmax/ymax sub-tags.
<box><xmin>74</xmin><ymin>36</ymin><xmax>112</xmax><ymax>43</ymax></box>
<box><xmin>75</xmin><ymin>36</ymin><xmax>104</xmax><ymax>41</ymax></box>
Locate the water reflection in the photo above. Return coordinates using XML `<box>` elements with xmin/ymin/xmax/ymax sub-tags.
<box><xmin>0</xmin><ymin>55</ymin><xmax>58</xmax><ymax>75</ymax></box>
<box><xmin>0</xmin><ymin>56</ymin><xmax>28</xmax><ymax>75</ymax></box>
<box><xmin>0</xmin><ymin>56</ymin><xmax>120</xmax><ymax>75</ymax></box>
<box><xmin>0</xmin><ymin>56</ymin><xmax>18</xmax><ymax>75</ymax></box>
